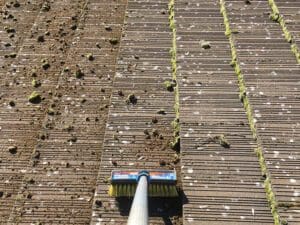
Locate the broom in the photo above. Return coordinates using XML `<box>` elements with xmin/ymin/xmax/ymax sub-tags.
<box><xmin>109</xmin><ymin>169</ymin><xmax>178</xmax><ymax>225</ymax></box>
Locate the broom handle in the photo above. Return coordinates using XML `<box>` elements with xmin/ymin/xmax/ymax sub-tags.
<box><xmin>127</xmin><ymin>175</ymin><xmax>148</xmax><ymax>225</ymax></box>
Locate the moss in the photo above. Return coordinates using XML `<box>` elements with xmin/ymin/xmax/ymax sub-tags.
<box><xmin>267</xmin><ymin>0</ymin><xmax>300</xmax><ymax>63</ymax></box>
<box><xmin>109</xmin><ymin>38</ymin><xmax>118</xmax><ymax>45</ymax></box>
<box><xmin>31</xmin><ymin>79</ymin><xmax>41</xmax><ymax>88</ymax></box>
<box><xmin>28</xmin><ymin>91</ymin><xmax>41</xmax><ymax>104</ymax></box>
<box><xmin>168</xmin><ymin>0</ymin><xmax>181</xmax><ymax>152</ymax></box>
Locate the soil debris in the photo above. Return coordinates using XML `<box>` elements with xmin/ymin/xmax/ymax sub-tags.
<box><xmin>109</xmin><ymin>38</ymin><xmax>118</xmax><ymax>45</ymax></box>
<box><xmin>41</xmin><ymin>59</ymin><xmax>50</xmax><ymax>70</ymax></box>
<box><xmin>86</xmin><ymin>53</ymin><xmax>94</xmax><ymax>61</ymax></box>
<box><xmin>200</xmin><ymin>40</ymin><xmax>211</xmax><ymax>49</ymax></box>
<box><xmin>8</xmin><ymin>146</ymin><xmax>18</xmax><ymax>154</ymax></box>
<box><xmin>75</xmin><ymin>68</ymin><xmax>84</xmax><ymax>79</ymax></box>
<box><xmin>31</xmin><ymin>79</ymin><xmax>41</xmax><ymax>88</ymax></box>
<box><xmin>159</xmin><ymin>159</ymin><xmax>167</xmax><ymax>166</ymax></box>
<box><xmin>164</xmin><ymin>80</ymin><xmax>176</xmax><ymax>92</ymax></box>
<box><xmin>42</xmin><ymin>2</ymin><xmax>51</xmax><ymax>12</ymax></box>
<box><xmin>95</xmin><ymin>200</ymin><xmax>102</xmax><ymax>207</ymax></box>
<box><xmin>9</xmin><ymin>100</ymin><xmax>15</xmax><ymax>107</ymax></box>
<box><xmin>37</xmin><ymin>35</ymin><xmax>45</xmax><ymax>42</ymax></box>
<box><xmin>28</xmin><ymin>91</ymin><xmax>41</xmax><ymax>104</ymax></box>
<box><xmin>105</xmin><ymin>25</ymin><xmax>112</xmax><ymax>31</ymax></box>
<box><xmin>157</xmin><ymin>109</ymin><xmax>166</xmax><ymax>115</ymax></box>
<box><xmin>209</xmin><ymin>135</ymin><xmax>231</xmax><ymax>148</ymax></box>
<box><xmin>151</xmin><ymin>117</ymin><xmax>158</xmax><ymax>123</ymax></box>
<box><xmin>126</xmin><ymin>93</ymin><xmax>137</xmax><ymax>105</ymax></box>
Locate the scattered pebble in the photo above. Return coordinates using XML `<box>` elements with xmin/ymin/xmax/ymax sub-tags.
<box><xmin>28</xmin><ymin>91</ymin><xmax>41</xmax><ymax>104</ymax></box>
<box><xmin>200</xmin><ymin>40</ymin><xmax>211</xmax><ymax>49</ymax></box>
<box><xmin>8</xmin><ymin>146</ymin><xmax>18</xmax><ymax>154</ymax></box>
<box><xmin>126</xmin><ymin>94</ymin><xmax>137</xmax><ymax>105</ymax></box>
<box><xmin>109</xmin><ymin>38</ymin><xmax>118</xmax><ymax>45</ymax></box>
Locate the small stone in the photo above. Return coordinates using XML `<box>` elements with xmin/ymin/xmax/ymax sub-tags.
<box><xmin>28</xmin><ymin>91</ymin><xmax>41</xmax><ymax>104</ymax></box>
<box><xmin>31</xmin><ymin>79</ymin><xmax>41</xmax><ymax>88</ymax></box>
<box><xmin>159</xmin><ymin>159</ymin><xmax>166</xmax><ymax>166</ymax></box>
<box><xmin>70</xmin><ymin>24</ymin><xmax>77</xmax><ymax>30</ymax></box>
<box><xmin>126</xmin><ymin>94</ymin><xmax>137</xmax><ymax>105</ymax></box>
<box><xmin>152</xmin><ymin>129</ymin><xmax>159</xmax><ymax>137</ymax></box>
<box><xmin>41</xmin><ymin>59</ymin><xmax>50</xmax><ymax>70</ymax></box>
<box><xmin>41</xmin><ymin>2</ymin><xmax>50</xmax><ymax>12</ymax></box>
<box><xmin>96</xmin><ymin>43</ymin><xmax>101</xmax><ymax>49</ymax></box>
<box><xmin>68</xmin><ymin>136</ymin><xmax>77</xmax><ymax>143</ymax></box>
<box><xmin>75</xmin><ymin>69</ymin><xmax>84</xmax><ymax>79</ymax></box>
<box><xmin>6</xmin><ymin>27</ymin><xmax>16</xmax><ymax>33</ymax></box>
<box><xmin>33</xmin><ymin>150</ymin><xmax>40</xmax><ymax>159</ymax></box>
<box><xmin>105</xmin><ymin>25</ymin><xmax>112</xmax><ymax>31</ymax></box>
<box><xmin>9</xmin><ymin>100</ymin><xmax>15</xmax><ymax>107</ymax></box>
<box><xmin>13</xmin><ymin>2</ymin><xmax>20</xmax><ymax>7</ymax></box>
<box><xmin>37</xmin><ymin>35</ymin><xmax>45</xmax><ymax>42</ymax></box>
<box><xmin>157</xmin><ymin>109</ymin><xmax>166</xmax><ymax>115</ymax></box>
<box><xmin>47</xmin><ymin>107</ymin><xmax>55</xmax><ymax>115</ymax></box>
<box><xmin>117</xmin><ymin>90</ymin><xmax>124</xmax><ymax>96</ymax></box>
<box><xmin>112</xmin><ymin>160</ymin><xmax>117</xmax><ymax>166</ymax></box>
<box><xmin>95</xmin><ymin>200</ymin><xmax>102</xmax><ymax>207</ymax></box>
<box><xmin>86</xmin><ymin>53</ymin><xmax>94</xmax><ymax>61</ymax></box>
<box><xmin>200</xmin><ymin>40</ymin><xmax>211</xmax><ymax>49</ymax></box>
<box><xmin>8</xmin><ymin>146</ymin><xmax>18</xmax><ymax>154</ymax></box>
<box><xmin>9</xmin><ymin>53</ymin><xmax>17</xmax><ymax>58</ymax></box>
<box><xmin>151</xmin><ymin>117</ymin><xmax>158</xmax><ymax>124</ymax></box>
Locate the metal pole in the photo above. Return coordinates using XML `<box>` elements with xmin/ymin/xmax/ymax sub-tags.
<box><xmin>127</xmin><ymin>175</ymin><xmax>148</xmax><ymax>225</ymax></box>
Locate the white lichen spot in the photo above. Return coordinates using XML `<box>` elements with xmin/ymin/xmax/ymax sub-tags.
<box><xmin>187</xmin><ymin>168</ymin><xmax>193</xmax><ymax>173</ymax></box>
<box><xmin>223</xmin><ymin>205</ymin><xmax>230</xmax><ymax>210</ymax></box>
<box><xmin>290</xmin><ymin>179</ymin><xmax>296</xmax><ymax>184</ymax></box>
<box><xmin>271</xmin><ymin>137</ymin><xmax>277</xmax><ymax>141</ymax></box>
<box><xmin>187</xmin><ymin>218</ymin><xmax>194</xmax><ymax>222</ymax></box>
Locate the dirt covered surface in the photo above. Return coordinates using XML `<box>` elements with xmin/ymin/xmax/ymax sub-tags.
<box><xmin>0</xmin><ymin>0</ymin><xmax>127</xmax><ymax>224</ymax></box>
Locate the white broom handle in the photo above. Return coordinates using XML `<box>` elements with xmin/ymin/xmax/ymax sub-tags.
<box><xmin>127</xmin><ymin>175</ymin><xmax>148</xmax><ymax>225</ymax></box>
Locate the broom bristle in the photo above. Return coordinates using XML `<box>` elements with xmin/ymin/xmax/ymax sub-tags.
<box><xmin>109</xmin><ymin>183</ymin><xmax>178</xmax><ymax>197</ymax></box>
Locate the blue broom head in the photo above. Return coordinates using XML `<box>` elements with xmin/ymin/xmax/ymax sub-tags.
<box><xmin>109</xmin><ymin>169</ymin><xmax>178</xmax><ymax>197</ymax></box>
